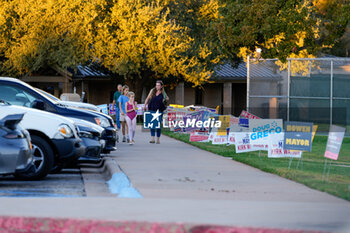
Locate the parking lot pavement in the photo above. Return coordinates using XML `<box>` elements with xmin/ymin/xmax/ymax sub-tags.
<box><xmin>0</xmin><ymin>165</ymin><xmax>114</xmax><ymax>198</ymax></box>
<box><xmin>0</xmin><ymin>168</ymin><xmax>86</xmax><ymax>197</ymax></box>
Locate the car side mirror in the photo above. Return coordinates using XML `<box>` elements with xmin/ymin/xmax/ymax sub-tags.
<box><xmin>31</xmin><ymin>99</ymin><xmax>45</xmax><ymax>110</ymax></box>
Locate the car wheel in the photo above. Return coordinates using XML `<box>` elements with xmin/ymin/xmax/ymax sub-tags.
<box><xmin>15</xmin><ymin>135</ymin><xmax>54</xmax><ymax>180</ymax></box>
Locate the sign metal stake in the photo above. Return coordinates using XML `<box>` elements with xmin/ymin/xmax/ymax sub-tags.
<box><xmin>322</xmin><ymin>158</ymin><xmax>328</xmax><ymax>181</ymax></box>
<box><xmin>296</xmin><ymin>156</ymin><xmax>303</xmax><ymax>170</ymax></box>
<box><xmin>326</xmin><ymin>160</ymin><xmax>333</xmax><ymax>182</ymax></box>
<box><xmin>288</xmin><ymin>157</ymin><xmax>293</xmax><ymax>170</ymax></box>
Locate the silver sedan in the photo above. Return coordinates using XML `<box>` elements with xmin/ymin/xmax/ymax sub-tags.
<box><xmin>0</xmin><ymin>113</ymin><xmax>33</xmax><ymax>176</ymax></box>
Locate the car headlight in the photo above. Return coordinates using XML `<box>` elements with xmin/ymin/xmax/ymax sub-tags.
<box><xmin>57</xmin><ymin>124</ymin><xmax>74</xmax><ymax>138</ymax></box>
<box><xmin>79</xmin><ymin>131</ymin><xmax>94</xmax><ymax>139</ymax></box>
<box><xmin>95</xmin><ymin>117</ymin><xmax>110</xmax><ymax>128</ymax></box>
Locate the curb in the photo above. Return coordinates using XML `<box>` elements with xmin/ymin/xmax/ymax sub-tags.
<box><xmin>0</xmin><ymin>216</ymin><xmax>329</xmax><ymax>233</ymax></box>
<box><xmin>101</xmin><ymin>157</ymin><xmax>122</xmax><ymax>180</ymax></box>
<box><xmin>100</xmin><ymin>157</ymin><xmax>143</xmax><ymax>198</ymax></box>
<box><xmin>79</xmin><ymin>159</ymin><xmax>117</xmax><ymax>197</ymax></box>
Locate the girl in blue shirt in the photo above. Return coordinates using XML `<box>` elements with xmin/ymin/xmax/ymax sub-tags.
<box><xmin>118</xmin><ymin>85</ymin><xmax>129</xmax><ymax>142</ymax></box>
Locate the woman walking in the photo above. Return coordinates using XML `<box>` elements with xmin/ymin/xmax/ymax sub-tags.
<box><xmin>125</xmin><ymin>92</ymin><xmax>137</xmax><ymax>145</ymax></box>
<box><xmin>144</xmin><ymin>80</ymin><xmax>169</xmax><ymax>144</ymax></box>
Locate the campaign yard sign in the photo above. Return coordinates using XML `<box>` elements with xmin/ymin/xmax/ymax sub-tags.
<box><xmin>212</xmin><ymin>134</ymin><xmax>228</xmax><ymax>144</ymax></box>
<box><xmin>268</xmin><ymin>133</ymin><xmax>302</xmax><ymax>158</ymax></box>
<box><xmin>239</xmin><ymin>110</ymin><xmax>261</xmax><ymax>119</ymax></box>
<box><xmin>227</xmin><ymin>133</ymin><xmax>236</xmax><ymax>145</ymax></box>
<box><xmin>208</xmin><ymin>131</ymin><xmax>216</xmax><ymax>142</ymax></box>
<box><xmin>174</xmin><ymin>127</ymin><xmax>182</xmax><ymax>133</ymax></box>
<box><xmin>234</xmin><ymin>132</ymin><xmax>262</xmax><ymax>153</ymax></box>
<box><xmin>217</xmin><ymin>115</ymin><xmax>231</xmax><ymax>136</ymax></box>
<box><xmin>175</xmin><ymin>109</ymin><xmax>189</xmax><ymax>122</ymax></box>
<box><xmin>230</xmin><ymin>119</ymin><xmax>248</xmax><ymax>133</ymax></box>
<box><xmin>248</xmin><ymin>119</ymin><xmax>283</xmax><ymax>147</ymax></box>
<box><xmin>167</xmin><ymin>108</ymin><xmax>189</xmax><ymax>122</ymax></box>
<box><xmin>324</xmin><ymin>125</ymin><xmax>346</xmax><ymax>160</ymax></box>
<box><xmin>234</xmin><ymin>132</ymin><xmax>252</xmax><ymax>153</ymax></box>
<box><xmin>190</xmin><ymin>130</ymin><xmax>209</xmax><ymax>142</ymax></box>
<box><xmin>169</xmin><ymin>104</ymin><xmax>184</xmax><ymax>108</ymax></box>
<box><xmin>207</xmin><ymin>108</ymin><xmax>217</xmax><ymax>113</ymax></box>
<box><xmin>97</xmin><ymin>104</ymin><xmax>108</xmax><ymax>115</ymax></box>
<box><xmin>239</xmin><ymin>118</ymin><xmax>249</xmax><ymax>128</ymax></box>
<box><xmin>284</xmin><ymin>121</ymin><xmax>313</xmax><ymax>152</ymax></box>
<box><xmin>212</xmin><ymin>127</ymin><xmax>235</xmax><ymax>145</ymax></box>
<box><xmin>183</xmin><ymin>111</ymin><xmax>210</xmax><ymax>132</ymax></box>
<box><xmin>136</xmin><ymin>104</ymin><xmax>144</xmax><ymax>115</ymax></box>
<box><xmin>166</xmin><ymin>108</ymin><xmax>189</xmax><ymax>131</ymax></box>
<box><xmin>230</xmin><ymin>116</ymin><xmax>239</xmax><ymax>125</ymax></box>
<box><xmin>165</xmin><ymin>108</ymin><xmax>176</xmax><ymax>129</ymax></box>
<box><xmin>108</xmin><ymin>104</ymin><xmax>116</xmax><ymax>115</ymax></box>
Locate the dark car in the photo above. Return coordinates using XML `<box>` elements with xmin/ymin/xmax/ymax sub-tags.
<box><xmin>69</xmin><ymin>118</ymin><xmax>105</xmax><ymax>163</ymax></box>
<box><xmin>0</xmin><ymin>113</ymin><xmax>34</xmax><ymax>177</ymax></box>
<box><xmin>50</xmin><ymin>119</ymin><xmax>104</xmax><ymax>173</ymax></box>
<box><xmin>78</xmin><ymin>125</ymin><xmax>103</xmax><ymax>158</ymax></box>
<box><xmin>0</xmin><ymin>77</ymin><xmax>117</xmax><ymax>154</ymax></box>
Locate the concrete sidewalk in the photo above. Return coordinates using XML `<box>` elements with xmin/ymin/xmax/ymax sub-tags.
<box><xmin>0</xmin><ymin>125</ymin><xmax>349</xmax><ymax>232</ymax></box>
<box><xmin>109</xmin><ymin>126</ymin><xmax>350</xmax><ymax>231</ymax></box>
<box><xmin>114</xmin><ymin>126</ymin><xmax>347</xmax><ymax>202</ymax></box>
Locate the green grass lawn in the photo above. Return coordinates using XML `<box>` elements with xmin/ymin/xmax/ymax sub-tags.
<box><xmin>163</xmin><ymin>130</ymin><xmax>350</xmax><ymax>201</ymax></box>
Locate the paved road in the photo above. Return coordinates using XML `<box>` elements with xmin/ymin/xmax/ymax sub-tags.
<box><xmin>0</xmin><ymin>126</ymin><xmax>349</xmax><ymax>232</ymax></box>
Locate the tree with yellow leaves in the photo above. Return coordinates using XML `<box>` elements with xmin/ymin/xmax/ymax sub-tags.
<box><xmin>0</xmin><ymin>0</ymin><xmax>89</xmax><ymax>76</ymax></box>
<box><xmin>0</xmin><ymin>0</ymin><xmax>220</xmax><ymax>98</ymax></box>
<box><xmin>81</xmin><ymin>0</ymin><xmax>221</xmax><ymax>97</ymax></box>
<box><xmin>213</xmin><ymin>0</ymin><xmax>349</xmax><ymax>63</ymax></box>
<box><xmin>1</xmin><ymin>0</ymin><xmax>347</xmax><ymax>92</ymax></box>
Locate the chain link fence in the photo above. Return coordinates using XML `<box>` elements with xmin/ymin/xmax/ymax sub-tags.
<box><xmin>247</xmin><ymin>57</ymin><xmax>350</xmax><ymax>134</ymax></box>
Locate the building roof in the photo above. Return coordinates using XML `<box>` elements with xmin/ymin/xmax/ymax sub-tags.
<box><xmin>212</xmin><ymin>61</ymin><xmax>281</xmax><ymax>81</ymax></box>
<box><xmin>213</xmin><ymin>63</ymin><xmax>247</xmax><ymax>80</ymax></box>
<box><xmin>68</xmin><ymin>65</ymin><xmax>109</xmax><ymax>79</ymax></box>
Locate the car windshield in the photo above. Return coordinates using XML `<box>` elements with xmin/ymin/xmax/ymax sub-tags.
<box><xmin>2</xmin><ymin>79</ymin><xmax>59</xmax><ymax>106</ymax></box>
<box><xmin>35</xmin><ymin>88</ymin><xmax>60</xmax><ymax>102</ymax></box>
<box><xmin>26</xmin><ymin>86</ymin><xmax>63</xmax><ymax>106</ymax></box>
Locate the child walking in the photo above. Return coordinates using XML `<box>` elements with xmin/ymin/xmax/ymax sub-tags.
<box><xmin>118</xmin><ymin>85</ymin><xmax>129</xmax><ymax>142</ymax></box>
<box><xmin>125</xmin><ymin>92</ymin><xmax>137</xmax><ymax>145</ymax></box>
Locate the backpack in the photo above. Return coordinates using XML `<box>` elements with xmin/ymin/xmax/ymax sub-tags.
<box><xmin>162</xmin><ymin>90</ymin><xmax>168</xmax><ymax>108</ymax></box>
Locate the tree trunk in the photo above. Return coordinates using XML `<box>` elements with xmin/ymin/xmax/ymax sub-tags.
<box><xmin>125</xmin><ymin>74</ymin><xmax>147</xmax><ymax>103</ymax></box>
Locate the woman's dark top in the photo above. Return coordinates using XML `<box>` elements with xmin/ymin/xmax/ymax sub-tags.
<box><xmin>148</xmin><ymin>92</ymin><xmax>165</xmax><ymax>112</ymax></box>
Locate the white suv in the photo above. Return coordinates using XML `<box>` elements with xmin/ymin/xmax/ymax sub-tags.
<box><xmin>0</xmin><ymin>102</ymin><xmax>85</xmax><ymax>179</ymax></box>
